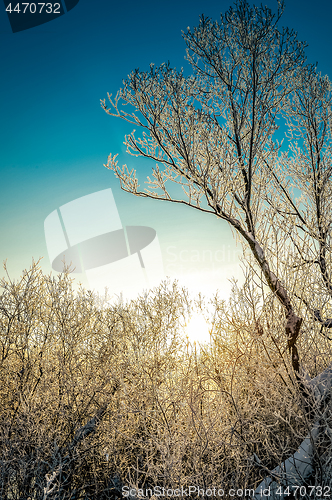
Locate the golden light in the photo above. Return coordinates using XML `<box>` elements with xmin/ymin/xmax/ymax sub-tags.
<box><xmin>184</xmin><ymin>311</ymin><xmax>211</xmax><ymax>346</ymax></box>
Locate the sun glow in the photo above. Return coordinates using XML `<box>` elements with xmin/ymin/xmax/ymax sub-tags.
<box><xmin>184</xmin><ymin>311</ymin><xmax>211</xmax><ymax>346</ymax></box>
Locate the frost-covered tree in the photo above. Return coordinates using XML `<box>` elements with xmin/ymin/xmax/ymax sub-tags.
<box><xmin>101</xmin><ymin>0</ymin><xmax>332</xmax><ymax>493</ymax></box>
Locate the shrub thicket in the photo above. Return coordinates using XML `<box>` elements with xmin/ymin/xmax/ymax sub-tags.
<box><xmin>1</xmin><ymin>263</ymin><xmax>331</xmax><ymax>499</ymax></box>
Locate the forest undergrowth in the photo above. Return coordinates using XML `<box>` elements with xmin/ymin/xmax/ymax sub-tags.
<box><xmin>1</xmin><ymin>262</ymin><xmax>331</xmax><ymax>499</ymax></box>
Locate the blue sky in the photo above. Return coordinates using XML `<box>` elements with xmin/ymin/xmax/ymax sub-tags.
<box><xmin>1</xmin><ymin>0</ymin><xmax>332</xmax><ymax>302</ymax></box>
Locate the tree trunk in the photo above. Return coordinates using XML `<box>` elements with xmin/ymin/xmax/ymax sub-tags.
<box><xmin>254</xmin><ymin>365</ymin><xmax>332</xmax><ymax>498</ymax></box>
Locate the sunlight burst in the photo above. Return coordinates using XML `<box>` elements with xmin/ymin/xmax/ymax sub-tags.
<box><xmin>184</xmin><ymin>311</ymin><xmax>211</xmax><ymax>345</ymax></box>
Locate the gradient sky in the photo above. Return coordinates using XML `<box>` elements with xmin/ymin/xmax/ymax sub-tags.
<box><xmin>1</xmin><ymin>0</ymin><xmax>332</xmax><ymax>303</ymax></box>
